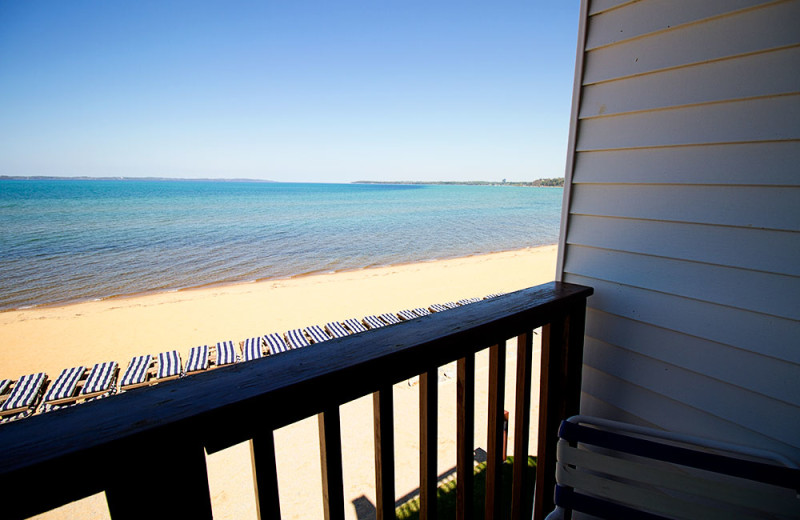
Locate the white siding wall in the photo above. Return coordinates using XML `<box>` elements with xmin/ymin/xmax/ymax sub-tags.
<box><xmin>558</xmin><ymin>0</ymin><xmax>800</xmax><ymax>462</ymax></box>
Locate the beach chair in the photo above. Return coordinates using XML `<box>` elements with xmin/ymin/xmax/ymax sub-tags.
<box><xmin>0</xmin><ymin>379</ymin><xmax>11</xmax><ymax>400</ymax></box>
<box><xmin>457</xmin><ymin>297</ymin><xmax>481</xmax><ymax>305</ymax></box>
<box><xmin>412</xmin><ymin>307</ymin><xmax>431</xmax><ymax>316</ymax></box>
<box><xmin>264</xmin><ymin>333</ymin><xmax>290</xmax><ymax>355</ymax></box>
<box><xmin>305</xmin><ymin>325</ymin><xmax>331</xmax><ymax>344</ymax></box>
<box><xmin>545</xmin><ymin>415</ymin><xmax>800</xmax><ymax>520</ymax></box>
<box><xmin>285</xmin><ymin>329</ymin><xmax>310</xmax><ymax>349</ymax></box>
<box><xmin>443</xmin><ymin>301</ymin><xmax>459</xmax><ymax>309</ymax></box>
<box><xmin>241</xmin><ymin>337</ymin><xmax>264</xmax><ymax>362</ymax></box>
<box><xmin>156</xmin><ymin>350</ymin><xmax>182</xmax><ymax>382</ymax></box>
<box><xmin>42</xmin><ymin>366</ymin><xmax>86</xmax><ymax>411</ymax></box>
<box><xmin>484</xmin><ymin>293</ymin><xmax>503</xmax><ymax>299</ymax></box>
<box><xmin>0</xmin><ymin>373</ymin><xmax>48</xmax><ymax>420</ymax></box>
<box><xmin>429</xmin><ymin>303</ymin><xmax>449</xmax><ymax>313</ymax></box>
<box><xmin>362</xmin><ymin>315</ymin><xmax>385</xmax><ymax>329</ymax></box>
<box><xmin>120</xmin><ymin>355</ymin><xmax>155</xmax><ymax>391</ymax></box>
<box><xmin>79</xmin><ymin>361</ymin><xmax>118</xmax><ymax>401</ymax></box>
<box><xmin>184</xmin><ymin>345</ymin><xmax>209</xmax><ymax>375</ymax></box>
<box><xmin>214</xmin><ymin>340</ymin><xmax>239</xmax><ymax>367</ymax></box>
<box><xmin>397</xmin><ymin>309</ymin><xmax>418</xmax><ymax>321</ymax></box>
<box><xmin>379</xmin><ymin>313</ymin><xmax>401</xmax><ymax>325</ymax></box>
<box><xmin>343</xmin><ymin>318</ymin><xmax>367</xmax><ymax>334</ymax></box>
<box><xmin>325</xmin><ymin>321</ymin><xmax>350</xmax><ymax>338</ymax></box>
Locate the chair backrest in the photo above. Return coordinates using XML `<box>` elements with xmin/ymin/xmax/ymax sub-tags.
<box><xmin>429</xmin><ymin>303</ymin><xmax>448</xmax><ymax>313</ymax></box>
<box><xmin>82</xmin><ymin>362</ymin><xmax>118</xmax><ymax>395</ymax></box>
<box><xmin>285</xmin><ymin>329</ymin><xmax>310</xmax><ymax>349</ymax></box>
<box><xmin>396</xmin><ymin>310</ymin><xmax>417</xmax><ymax>321</ymax></box>
<box><xmin>185</xmin><ymin>346</ymin><xmax>209</xmax><ymax>373</ymax></box>
<box><xmin>264</xmin><ymin>333</ymin><xmax>290</xmax><ymax>354</ymax></box>
<box><xmin>325</xmin><ymin>322</ymin><xmax>350</xmax><ymax>338</ymax></box>
<box><xmin>362</xmin><ymin>315</ymin><xmax>384</xmax><ymax>329</ymax></box>
<box><xmin>305</xmin><ymin>325</ymin><xmax>331</xmax><ymax>344</ymax></box>
<box><xmin>379</xmin><ymin>313</ymin><xmax>401</xmax><ymax>325</ymax></box>
<box><xmin>44</xmin><ymin>366</ymin><xmax>85</xmax><ymax>402</ymax></box>
<box><xmin>157</xmin><ymin>351</ymin><xmax>182</xmax><ymax>379</ymax></box>
<box><xmin>551</xmin><ymin>416</ymin><xmax>800</xmax><ymax>520</ymax></box>
<box><xmin>121</xmin><ymin>355</ymin><xmax>151</xmax><ymax>387</ymax></box>
<box><xmin>412</xmin><ymin>307</ymin><xmax>431</xmax><ymax>316</ymax></box>
<box><xmin>242</xmin><ymin>338</ymin><xmax>264</xmax><ymax>361</ymax></box>
<box><xmin>215</xmin><ymin>341</ymin><xmax>237</xmax><ymax>366</ymax></box>
<box><xmin>343</xmin><ymin>318</ymin><xmax>367</xmax><ymax>334</ymax></box>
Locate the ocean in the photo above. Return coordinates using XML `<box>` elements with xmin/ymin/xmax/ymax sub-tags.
<box><xmin>0</xmin><ymin>180</ymin><xmax>562</xmax><ymax>311</ymax></box>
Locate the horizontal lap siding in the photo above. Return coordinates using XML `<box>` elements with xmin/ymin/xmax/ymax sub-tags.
<box><xmin>560</xmin><ymin>0</ymin><xmax>800</xmax><ymax>459</ymax></box>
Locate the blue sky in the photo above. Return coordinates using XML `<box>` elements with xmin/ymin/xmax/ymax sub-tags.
<box><xmin>0</xmin><ymin>1</ymin><xmax>580</xmax><ymax>182</ymax></box>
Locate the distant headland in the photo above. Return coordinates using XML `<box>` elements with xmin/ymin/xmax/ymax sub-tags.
<box><xmin>353</xmin><ymin>178</ymin><xmax>565</xmax><ymax>187</ymax></box>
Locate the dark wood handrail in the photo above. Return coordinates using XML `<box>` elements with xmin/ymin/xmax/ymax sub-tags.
<box><xmin>0</xmin><ymin>281</ymin><xmax>592</xmax><ymax>519</ymax></box>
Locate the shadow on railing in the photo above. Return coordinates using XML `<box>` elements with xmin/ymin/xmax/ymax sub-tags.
<box><xmin>0</xmin><ymin>281</ymin><xmax>591</xmax><ymax>520</ymax></box>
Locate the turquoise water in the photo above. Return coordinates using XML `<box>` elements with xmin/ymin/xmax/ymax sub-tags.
<box><xmin>0</xmin><ymin>180</ymin><xmax>562</xmax><ymax>311</ymax></box>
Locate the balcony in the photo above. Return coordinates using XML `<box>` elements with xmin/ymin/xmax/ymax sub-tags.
<box><xmin>0</xmin><ymin>281</ymin><xmax>592</xmax><ymax>520</ymax></box>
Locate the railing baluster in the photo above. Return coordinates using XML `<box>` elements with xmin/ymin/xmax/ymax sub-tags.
<box><xmin>106</xmin><ymin>439</ymin><xmax>213</xmax><ymax>519</ymax></box>
<box><xmin>485</xmin><ymin>342</ymin><xmax>506</xmax><ymax>520</ymax></box>
<box><xmin>511</xmin><ymin>331</ymin><xmax>534</xmax><ymax>519</ymax></box>
<box><xmin>420</xmin><ymin>368</ymin><xmax>438</xmax><ymax>520</ymax></box>
<box><xmin>319</xmin><ymin>408</ymin><xmax>345</xmax><ymax>520</ymax></box>
<box><xmin>251</xmin><ymin>431</ymin><xmax>281</xmax><ymax>520</ymax></box>
<box><xmin>456</xmin><ymin>354</ymin><xmax>475</xmax><ymax>520</ymax></box>
<box><xmin>373</xmin><ymin>387</ymin><xmax>395</xmax><ymax>520</ymax></box>
<box><xmin>533</xmin><ymin>304</ymin><xmax>586</xmax><ymax>520</ymax></box>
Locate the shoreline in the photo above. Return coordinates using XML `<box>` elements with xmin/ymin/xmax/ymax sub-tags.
<box><xmin>2</xmin><ymin>244</ymin><xmax>555</xmax><ymax>313</ymax></box>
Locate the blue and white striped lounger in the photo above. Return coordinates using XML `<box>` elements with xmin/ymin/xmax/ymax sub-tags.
<box><xmin>362</xmin><ymin>315</ymin><xmax>385</xmax><ymax>329</ymax></box>
<box><xmin>325</xmin><ymin>322</ymin><xmax>350</xmax><ymax>338</ymax></box>
<box><xmin>343</xmin><ymin>318</ymin><xmax>368</xmax><ymax>334</ymax></box>
<box><xmin>412</xmin><ymin>307</ymin><xmax>431</xmax><ymax>316</ymax></box>
<box><xmin>157</xmin><ymin>350</ymin><xmax>182</xmax><ymax>380</ymax></box>
<box><xmin>81</xmin><ymin>361</ymin><xmax>118</xmax><ymax>398</ymax></box>
<box><xmin>242</xmin><ymin>337</ymin><xmax>264</xmax><ymax>362</ymax></box>
<box><xmin>429</xmin><ymin>303</ymin><xmax>448</xmax><ymax>313</ymax></box>
<box><xmin>397</xmin><ymin>310</ymin><xmax>418</xmax><ymax>321</ymax></box>
<box><xmin>0</xmin><ymin>379</ymin><xmax>11</xmax><ymax>396</ymax></box>
<box><xmin>185</xmin><ymin>345</ymin><xmax>209</xmax><ymax>374</ymax></box>
<box><xmin>484</xmin><ymin>293</ymin><xmax>503</xmax><ymax>299</ymax></box>
<box><xmin>457</xmin><ymin>297</ymin><xmax>481</xmax><ymax>305</ymax></box>
<box><xmin>43</xmin><ymin>366</ymin><xmax>85</xmax><ymax>406</ymax></box>
<box><xmin>215</xmin><ymin>341</ymin><xmax>238</xmax><ymax>366</ymax></box>
<box><xmin>285</xmin><ymin>329</ymin><xmax>310</xmax><ymax>349</ymax></box>
<box><xmin>120</xmin><ymin>355</ymin><xmax>153</xmax><ymax>390</ymax></box>
<box><xmin>305</xmin><ymin>325</ymin><xmax>331</xmax><ymax>344</ymax></box>
<box><xmin>443</xmin><ymin>302</ymin><xmax>459</xmax><ymax>309</ymax></box>
<box><xmin>380</xmin><ymin>313</ymin><xmax>401</xmax><ymax>325</ymax></box>
<box><xmin>0</xmin><ymin>373</ymin><xmax>47</xmax><ymax>419</ymax></box>
<box><xmin>264</xmin><ymin>333</ymin><xmax>290</xmax><ymax>355</ymax></box>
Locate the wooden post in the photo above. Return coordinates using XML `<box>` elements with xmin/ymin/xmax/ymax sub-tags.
<box><xmin>456</xmin><ymin>354</ymin><xmax>475</xmax><ymax>520</ymax></box>
<box><xmin>319</xmin><ymin>408</ymin><xmax>345</xmax><ymax>520</ymax></box>
<box><xmin>374</xmin><ymin>387</ymin><xmax>396</xmax><ymax>520</ymax></box>
<box><xmin>485</xmin><ymin>343</ymin><xmax>506</xmax><ymax>520</ymax></box>
<box><xmin>533</xmin><ymin>303</ymin><xmax>586</xmax><ymax>520</ymax></box>
<box><xmin>511</xmin><ymin>331</ymin><xmax>534</xmax><ymax>520</ymax></box>
<box><xmin>420</xmin><ymin>368</ymin><xmax>438</xmax><ymax>520</ymax></box>
<box><xmin>251</xmin><ymin>431</ymin><xmax>281</xmax><ymax>520</ymax></box>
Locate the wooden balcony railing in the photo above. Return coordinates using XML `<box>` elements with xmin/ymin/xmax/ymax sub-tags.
<box><xmin>0</xmin><ymin>281</ymin><xmax>592</xmax><ymax>520</ymax></box>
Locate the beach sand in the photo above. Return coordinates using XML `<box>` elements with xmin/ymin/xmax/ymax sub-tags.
<box><xmin>2</xmin><ymin>244</ymin><xmax>558</xmax><ymax>519</ymax></box>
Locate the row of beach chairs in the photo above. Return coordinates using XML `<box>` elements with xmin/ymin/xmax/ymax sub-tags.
<box><xmin>0</xmin><ymin>293</ymin><xmax>503</xmax><ymax>424</ymax></box>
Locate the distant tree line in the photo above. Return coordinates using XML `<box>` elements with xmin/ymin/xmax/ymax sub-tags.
<box><xmin>354</xmin><ymin>178</ymin><xmax>565</xmax><ymax>187</ymax></box>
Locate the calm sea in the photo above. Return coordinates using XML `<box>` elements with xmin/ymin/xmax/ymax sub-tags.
<box><xmin>0</xmin><ymin>180</ymin><xmax>562</xmax><ymax>311</ymax></box>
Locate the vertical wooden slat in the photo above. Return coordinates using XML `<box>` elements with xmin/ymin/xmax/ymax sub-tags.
<box><xmin>533</xmin><ymin>302</ymin><xmax>587</xmax><ymax>520</ymax></box>
<box><xmin>106</xmin><ymin>439</ymin><xmax>213</xmax><ymax>519</ymax></box>
<box><xmin>374</xmin><ymin>387</ymin><xmax>396</xmax><ymax>520</ymax></box>
<box><xmin>511</xmin><ymin>332</ymin><xmax>534</xmax><ymax>520</ymax></box>
<box><xmin>319</xmin><ymin>408</ymin><xmax>345</xmax><ymax>520</ymax></box>
<box><xmin>485</xmin><ymin>342</ymin><xmax>506</xmax><ymax>520</ymax></box>
<box><xmin>456</xmin><ymin>354</ymin><xmax>475</xmax><ymax>520</ymax></box>
<box><xmin>420</xmin><ymin>368</ymin><xmax>438</xmax><ymax>520</ymax></box>
<box><xmin>251</xmin><ymin>431</ymin><xmax>281</xmax><ymax>520</ymax></box>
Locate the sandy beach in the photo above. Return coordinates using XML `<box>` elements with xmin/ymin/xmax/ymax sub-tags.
<box><xmin>2</xmin><ymin>244</ymin><xmax>558</xmax><ymax>519</ymax></box>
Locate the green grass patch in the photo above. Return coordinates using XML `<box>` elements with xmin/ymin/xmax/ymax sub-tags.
<box><xmin>395</xmin><ymin>456</ymin><xmax>536</xmax><ymax>520</ymax></box>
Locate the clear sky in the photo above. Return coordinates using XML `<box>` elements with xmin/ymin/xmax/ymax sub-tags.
<box><xmin>0</xmin><ymin>1</ymin><xmax>580</xmax><ymax>183</ymax></box>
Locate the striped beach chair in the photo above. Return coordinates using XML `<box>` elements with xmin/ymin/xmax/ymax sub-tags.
<box><xmin>412</xmin><ymin>307</ymin><xmax>431</xmax><ymax>316</ymax></box>
<box><xmin>42</xmin><ymin>366</ymin><xmax>85</xmax><ymax>411</ymax></box>
<box><xmin>443</xmin><ymin>301</ymin><xmax>459</xmax><ymax>309</ymax></box>
<box><xmin>120</xmin><ymin>355</ymin><xmax>154</xmax><ymax>390</ymax></box>
<box><xmin>362</xmin><ymin>315</ymin><xmax>385</xmax><ymax>329</ymax></box>
<box><xmin>0</xmin><ymin>372</ymin><xmax>48</xmax><ymax>420</ymax></box>
<box><xmin>0</xmin><ymin>379</ymin><xmax>11</xmax><ymax>399</ymax></box>
<box><xmin>484</xmin><ymin>293</ymin><xmax>504</xmax><ymax>299</ymax></box>
<box><xmin>343</xmin><ymin>318</ymin><xmax>367</xmax><ymax>334</ymax></box>
<box><xmin>214</xmin><ymin>341</ymin><xmax>238</xmax><ymax>367</ymax></box>
<box><xmin>325</xmin><ymin>321</ymin><xmax>350</xmax><ymax>338</ymax></box>
<box><xmin>285</xmin><ymin>329</ymin><xmax>310</xmax><ymax>349</ymax></box>
<box><xmin>157</xmin><ymin>351</ymin><xmax>182</xmax><ymax>381</ymax></box>
<box><xmin>80</xmin><ymin>361</ymin><xmax>118</xmax><ymax>401</ymax></box>
<box><xmin>397</xmin><ymin>309</ymin><xmax>418</xmax><ymax>321</ymax></box>
<box><xmin>264</xmin><ymin>333</ymin><xmax>290</xmax><ymax>355</ymax></box>
<box><xmin>305</xmin><ymin>325</ymin><xmax>331</xmax><ymax>344</ymax></box>
<box><xmin>184</xmin><ymin>345</ymin><xmax>209</xmax><ymax>375</ymax></box>
<box><xmin>457</xmin><ymin>297</ymin><xmax>481</xmax><ymax>305</ymax></box>
<box><xmin>429</xmin><ymin>303</ymin><xmax>449</xmax><ymax>313</ymax></box>
<box><xmin>241</xmin><ymin>337</ymin><xmax>264</xmax><ymax>362</ymax></box>
<box><xmin>379</xmin><ymin>313</ymin><xmax>401</xmax><ymax>325</ymax></box>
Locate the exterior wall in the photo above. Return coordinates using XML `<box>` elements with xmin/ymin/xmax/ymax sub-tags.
<box><xmin>557</xmin><ymin>0</ymin><xmax>800</xmax><ymax>462</ymax></box>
